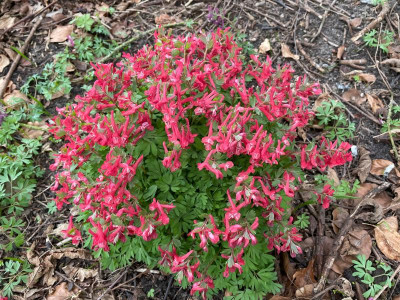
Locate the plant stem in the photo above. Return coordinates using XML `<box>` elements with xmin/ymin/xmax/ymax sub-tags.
<box><xmin>386</xmin><ymin>92</ymin><xmax>399</xmax><ymax>162</ymax></box>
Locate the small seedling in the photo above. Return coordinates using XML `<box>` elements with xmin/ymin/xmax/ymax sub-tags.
<box><xmin>363</xmin><ymin>29</ymin><xmax>394</xmax><ymax>53</ymax></box>
<box><xmin>352</xmin><ymin>254</ymin><xmax>393</xmax><ymax>299</ymax></box>
<box><xmin>294</xmin><ymin>213</ymin><xmax>310</xmax><ymax>229</ymax></box>
<box><xmin>315</xmin><ymin>100</ymin><xmax>355</xmax><ymax>142</ymax></box>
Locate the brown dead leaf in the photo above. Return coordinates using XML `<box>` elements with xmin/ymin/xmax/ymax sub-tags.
<box><xmin>327</xmin><ymin>167</ymin><xmax>340</xmax><ymax>186</ymax></box>
<box><xmin>358</xmin><ymin>73</ymin><xmax>376</xmax><ymax>83</ymax></box>
<box><xmin>0</xmin><ymin>15</ymin><xmax>16</xmax><ymax>30</ymax></box>
<box><xmin>0</xmin><ymin>54</ymin><xmax>10</xmax><ymax>73</ymax></box>
<box><xmin>353</xmin><ymin>182</ymin><xmax>392</xmax><ymax>209</ymax></box>
<box><xmin>350</xmin><ymin>18</ymin><xmax>362</xmax><ymax>28</ymax></box>
<box><xmin>342</xmin><ymin>89</ymin><xmax>366</xmax><ymax>105</ymax></box>
<box><xmin>3</xmin><ymin>90</ymin><xmax>28</xmax><ymax>108</ymax></box>
<box><xmin>111</xmin><ymin>23</ymin><xmax>129</xmax><ymax>39</ymax></box>
<box><xmin>313</xmin><ymin>93</ymin><xmax>330</xmax><ymax>111</ymax></box>
<box><xmin>375</xmin><ymin>216</ymin><xmax>400</xmax><ymax>261</ymax></box>
<box><xmin>269</xmin><ymin>296</ymin><xmax>291</xmax><ymax>300</ymax></box>
<box><xmin>388</xmin><ymin>45</ymin><xmax>400</xmax><ymax>59</ymax></box>
<box><xmin>62</xmin><ymin>265</ymin><xmax>98</xmax><ymax>282</ymax></box>
<box><xmin>50</xmin><ymin>25</ymin><xmax>74</xmax><ymax>43</ymax></box>
<box><xmin>281</xmin><ymin>43</ymin><xmax>299</xmax><ymax>60</ymax></box>
<box><xmin>259</xmin><ymin>38</ymin><xmax>271</xmax><ymax>54</ymax></box>
<box><xmin>366</xmin><ymin>93</ymin><xmax>385</xmax><ymax>115</ymax></box>
<box><xmin>295</xmin><ymin>283</ymin><xmax>316</xmax><ymax>298</ymax></box>
<box><xmin>393</xmin><ymin>295</ymin><xmax>400</xmax><ymax>300</ymax></box>
<box><xmin>337</xmin><ymin>45</ymin><xmax>345</xmax><ymax>59</ymax></box>
<box><xmin>4</xmin><ymin>48</ymin><xmax>17</xmax><ymax>61</ymax></box>
<box><xmin>155</xmin><ymin>13</ymin><xmax>178</xmax><ymax>25</ymax></box>
<box><xmin>356</xmin><ymin>147</ymin><xmax>371</xmax><ymax>183</ymax></box>
<box><xmin>332</xmin><ymin>207</ymin><xmax>349</xmax><ymax>234</ymax></box>
<box><xmin>332</xmin><ymin>229</ymin><xmax>372</xmax><ymax>275</ymax></box>
<box><xmin>293</xmin><ymin>259</ymin><xmax>317</xmax><ymax>288</ymax></box>
<box><xmin>370</xmin><ymin>159</ymin><xmax>400</xmax><ymax>177</ymax></box>
<box><xmin>47</xmin><ymin>282</ymin><xmax>77</xmax><ymax>300</ymax></box>
<box><xmin>21</xmin><ymin>121</ymin><xmax>49</xmax><ymax>139</ymax></box>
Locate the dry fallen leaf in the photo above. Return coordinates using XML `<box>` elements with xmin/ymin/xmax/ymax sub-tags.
<box><xmin>366</xmin><ymin>93</ymin><xmax>385</xmax><ymax>114</ymax></box>
<box><xmin>21</xmin><ymin>121</ymin><xmax>49</xmax><ymax>139</ymax></box>
<box><xmin>312</xmin><ymin>92</ymin><xmax>331</xmax><ymax>112</ymax></box>
<box><xmin>327</xmin><ymin>167</ymin><xmax>340</xmax><ymax>186</ymax></box>
<box><xmin>269</xmin><ymin>296</ymin><xmax>291</xmax><ymax>300</ymax></box>
<box><xmin>356</xmin><ymin>183</ymin><xmax>392</xmax><ymax>209</ymax></box>
<box><xmin>337</xmin><ymin>45</ymin><xmax>345</xmax><ymax>59</ymax></box>
<box><xmin>0</xmin><ymin>54</ymin><xmax>10</xmax><ymax>73</ymax></box>
<box><xmin>356</xmin><ymin>147</ymin><xmax>371</xmax><ymax>183</ymax></box>
<box><xmin>62</xmin><ymin>265</ymin><xmax>98</xmax><ymax>282</ymax></box>
<box><xmin>111</xmin><ymin>23</ymin><xmax>129</xmax><ymax>39</ymax></box>
<box><xmin>349</xmin><ymin>18</ymin><xmax>362</xmax><ymax>28</ymax></box>
<box><xmin>3</xmin><ymin>90</ymin><xmax>28</xmax><ymax>108</ymax></box>
<box><xmin>281</xmin><ymin>43</ymin><xmax>299</xmax><ymax>60</ymax></box>
<box><xmin>332</xmin><ymin>207</ymin><xmax>349</xmax><ymax>234</ymax></box>
<box><xmin>332</xmin><ymin>229</ymin><xmax>372</xmax><ymax>275</ymax></box>
<box><xmin>375</xmin><ymin>216</ymin><xmax>400</xmax><ymax>261</ymax></box>
<box><xmin>259</xmin><ymin>38</ymin><xmax>271</xmax><ymax>54</ymax></box>
<box><xmin>295</xmin><ymin>283</ymin><xmax>316</xmax><ymax>299</ymax></box>
<box><xmin>50</xmin><ymin>25</ymin><xmax>74</xmax><ymax>43</ymax></box>
<box><xmin>381</xmin><ymin>58</ymin><xmax>400</xmax><ymax>73</ymax></box>
<box><xmin>155</xmin><ymin>13</ymin><xmax>178</xmax><ymax>25</ymax></box>
<box><xmin>293</xmin><ymin>259</ymin><xmax>317</xmax><ymax>288</ymax></box>
<box><xmin>358</xmin><ymin>73</ymin><xmax>376</xmax><ymax>83</ymax></box>
<box><xmin>342</xmin><ymin>89</ymin><xmax>366</xmax><ymax>105</ymax></box>
<box><xmin>370</xmin><ymin>159</ymin><xmax>400</xmax><ymax>177</ymax></box>
<box><xmin>4</xmin><ymin>48</ymin><xmax>17</xmax><ymax>61</ymax></box>
<box><xmin>0</xmin><ymin>15</ymin><xmax>16</xmax><ymax>30</ymax></box>
<box><xmin>47</xmin><ymin>282</ymin><xmax>77</xmax><ymax>300</ymax></box>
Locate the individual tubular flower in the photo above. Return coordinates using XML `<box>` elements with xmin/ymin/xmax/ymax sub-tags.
<box><xmin>188</xmin><ymin>215</ymin><xmax>221</xmax><ymax>252</ymax></box>
<box><xmin>61</xmin><ymin>216</ymin><xmax>82</xmax><ymax>245</ymax></box>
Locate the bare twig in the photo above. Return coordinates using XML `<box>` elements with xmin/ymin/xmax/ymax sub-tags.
<box><xmin>0</xmin><ymin>16</ymin><xmax>44</xmax><ymax>99</ymax></box>
<box><xmin>54</xmin><ymin>270</ymin><xmax>88</xmax><ymax>295</ymax></box>
<box><xmin>296</xmin><ymin>40</ymin><xmax>326</xmax><ymax>73</ymax></box>
<box><xmin>313</xmin><ymin>182</ymin><xmax>391</xmax><ymax>295</ymax></box>
<box><xmin>234</xmin><ymin>3</ymin><xmax>287</xmax><ymax>28</ymax></box>
<box><xmin>340</xmin><ymin>59</ymin><xmax>367</xmax><ymax>65</ymax></box>
<box><xmin>387</xmin><ymin>93</ymin><xmax>400</xmax><ymax>161</ymax></box>
<box><xmin>97</xmin><ymin>269</ymin><xmax>129</xmax><ymax>299</ymax></box>
<box><xmin>351</xmin><ymin>1</ymin><xmax>390</xmax><ymax>43</ymax></box>
<box><xmin>372</xmin><ymin>263</ymin><xmax>400</xmax><ymax>300</ymax></box>
<box><xmin>310</xmin><ymin>0</ymin><xmax>338</xmax><ymax>42</ymax></box>
<box><xmin>0</xmin><ymin>0</ymin><xmax>58</xmax><ymax>38</ymax></box>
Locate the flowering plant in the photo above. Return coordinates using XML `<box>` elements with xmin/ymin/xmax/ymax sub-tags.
<box><xmin>49</xmin><ymin>28</ymin><xmax>352</xmax><ymax>299</ymax></box>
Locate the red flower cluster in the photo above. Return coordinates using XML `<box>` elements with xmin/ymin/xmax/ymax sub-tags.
<box><xmin>49</xmin><ymin>28</ymin><xmax>352</xmax><ymax>298</ymax></box>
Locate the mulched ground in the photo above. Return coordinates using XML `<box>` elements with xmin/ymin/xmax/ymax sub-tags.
<box><xmin>1</xmin><ymin>0</ymin><xmax>400</xmax><ymax>299</ymax></box>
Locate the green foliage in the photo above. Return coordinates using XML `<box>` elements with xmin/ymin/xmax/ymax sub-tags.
<box><xmin>352</xmin><ymin>254</ymin><xmax>393</xmax><ymax>298</ymax></box>
<box><xmin>382</xmin><ymin>105</ymin><xmax>400</xmax><ymax>133</ymax></box>
<box><xmin>371</xmin><ymin>0</ymin><xmax>386</xmax><ymax>5</ymax></box>
<box><xmin>294</xmin><ymin>213</ymin><xmax>310</xmax><ymax>229</ymax></box>
<box><xmin>314</xmin><ymin>174</ymin><xmax>359</xmax><ymax>199</ymax></box>
<box><xmin>0</xmin><ymin>259</ymin><xmax>32</xmax><ymax>297</ymax></box>
<box><xmin>21</xmin><ymin>13</ymin><xmax>117</xmax><ymax>100</ymax></box>
<box><xmin>363</xmin><ymin>29</ymin><xmax>394</xmax><ymax>53</ymax></box>
<box><xmin>315</xmin><ymin>100</ymin><xmax>355</xmax><ymax>142</ymax></box>
<box><xmin>147</xmin><ymin>288</ymin><xmax>155</xmax><ymax>298</ymax></box>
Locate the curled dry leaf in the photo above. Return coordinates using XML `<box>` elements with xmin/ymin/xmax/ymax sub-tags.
<box><xmin>335</xmin><ymin>278</ymin><xmax>355</xmax><ymax>297</ymax></box>
<box><xmin>356</xmin><ymin>198</ymin><xmax>384</xmax><ymax>223</ymax></box>
<box><xmin>4</xmin><ymin>48</ymin><xmax>17</xmax><ymax>61</ymax></box>
<box><xmin>47</xmin><ymin>282</ymin><xmax>77</xmax><ymax>300</ymax></box>
<box><xmin>337</xmin><ymin>45</ymin><xmax>345</xmax><ymax>59</ymax></box>
<box><xmin>366</xmin><ymin>94</ymin><xmax>385</xmax><ymax>115</ymax></box>
<box><xmin>312</xmin><ymin>92</ymin><xmax>330</xmax><ymax>112</ymax></box>
<box><xmin>3</xmin><ymin>90</ymin><xmax>28</xmax><ymax>108</ymax></box>
<box><xmin>293</xmin><ymin>259</ymin><xmax>317</xmax><ymax>288</ymax></box>
<box><xmin>358</xmin><ymin>73</ymin><xmax>376</xmax><ymax>83</ymax></box>
<box><xmin>258</xmin><ymin>38</ymin><xmax>271</xmax><ymax>54</ymax></box>
<box><xmin>375</xmin><ymin>216</ymin><xmax>400</xmax><ymax>261</ymax></box>
<box><xmin>0</xmin><ymin>54</ymin><xmax>10</xmax><ymax>73</ymax></box>
<box><xmin>50</xmin><ymin>25</ymin><xmax>74</xmax><ymax>43</ymax></box>
<box><xmin>21</xmin><ymin>121</ymin><xmax>49</xmax><ymax>139</ymax></box>
<box><xmin>0</xmin><ymin>15</ymin><xmax>16</xmax><ymax>30</ymax></box>
<box><xmin>342</xmin><ymin>89</ymin><xmax>366</xmax><ymax>105</ymax></box>
<box><xmin>332</xmin><ymin>207</ymin><xmax>349</xmax><ymax>234</ymax></box>
<box><xmin>155</xmin><ymin>13</ymin><xmax>179</xmax><ymax>25</ymax></box>
<box><xmin>327</xmin><ymin>167</ymin><xmax>340</xmax><ymax>186</ymax></box>
<box><xmin>370</xmin><ymin>159</ymin><xmax>400</xmax><ymax>177</ymax></box>
<box><xmin>352</xmin><ymin>183</ymin><xmax>392</xmax><ymax>208</ymax></box>
<box><xmin>381</xmin><ymin>58</ymin><xmax>400</xmax><ymax>73</ymax></box>
<box><xmin>111</xmin><ymin>23</ymin><xmax>129</xmax><ymax>39</ymax></box>
<box><xmin>332</xmin><ymin>229</ymin><xmax>372</xmax><ymax>275</ymax></box>
<box><xmin>350</xmin><ymin>18</ymin><xmax>362</xmax><ymax>28</ymax></box>
<box><xmin>281</xmin><ymin>43</ymin><xmax>299</xmax><ymax>60</ymax></box>
<box><xmin>356</xmin><ymin>147</ymin><xmax>371</xmax><ymax>183</ymax></box>
<box><xmin>62</xmin><ymin>265</ymin><xmax>98</xmax><ymax>282</ymax></box>
<box><xmin>295</xmin><ymin>284</ymin><xmax>319</xmax><ymax>299</ymax></box>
